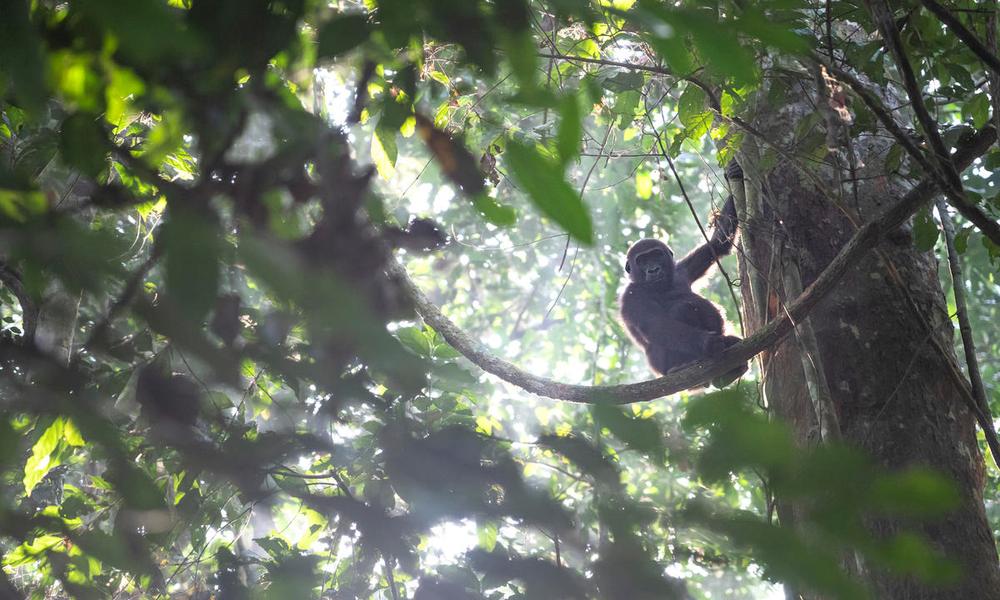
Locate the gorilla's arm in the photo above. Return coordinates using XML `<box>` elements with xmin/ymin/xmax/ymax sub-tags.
<box><xmin>676</xmin><ymin>194</ymin><xmax>738</xmax><ymax>285</ymax></box>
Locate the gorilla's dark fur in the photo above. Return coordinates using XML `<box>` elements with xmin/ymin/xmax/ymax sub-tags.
<box><xmin>620</xmin><ymin>163</ymin><xmax>747</xmax><ymax>383</ymax></box>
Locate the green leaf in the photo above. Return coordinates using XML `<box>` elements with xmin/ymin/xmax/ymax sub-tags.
<box><xmin>76</xmin><ymin>0</ymin><xmax>200</xmax><ymax>65</ymax></box>
<box><xmin>613</xmin><ymin>90</ymin><xmax>640</xmax><ymax>129</ymax></box>
<box><xmin>954</xmin><ymin>228</ymin><xmax>970</xmax><ymax>253</ymax></box>
<box><xmin>556</xmin><ymin>93</ymin><xmax>582</xmax><ymax>166</ymax></box>
<box><xmin>962</xmin><ymin>94</ymin><xmax>990</xmax><ymax>129</ymax></box>
<box><xmin>648</xmin><ymin>6</ymin><xmax>757</xmax><ymax>84</ymax></box>
<box><xmin>3</xmin><ymin>534</ymin><xmax>64</xmax><ymax>568</ymax></box>
<box><xmin>24</xmin><ymin>418</ymin><xmax>63</xmax><ymax>495</ymax></box>
<box><xmin>693</xmin><ymin>508</ymin><xmax>868</xmax><ymax>599</ymax></box>
<box><xmin>59</xmin><ymin>113</ymin><xmax>108</xmax><ymax>178</ymax></box>
<box><xmin>538</xmin><ymin>434</ymin><xmax>619</xmax><ymax>485</ymax></box>
<box><xmin>646</xmin><ymin>33</ymin><xmax>694</xmax><ymax>74</ymax></box>
<box><xmin>635</xmin><ymin>171</ymin><xmax>653</xmax><ymax>199</ymax></box>
<box><xmin>503</xmin><ymin>30</ymin><xmax>538</xmax><ymax>90</ymax></box>
<box><xmin>913</xmin><ymin>208</ymin><xmax>939</xmax><ymax>252</ymax></box>
<box><xmin>0</xmin><ymin>0</ymin><xmax>49</xmax><ymax>115</ymax></box>
<box><xmin>470</xmin><ymin>193</ymin><xmax>517</xmax><ymax>226</ymax></box>
<box><xmin>477</xmin><ymin>522</ymin><xmax>498</xmax><ymax>552</ymax></box>
<box><xmin>505</xmin><ymin>141</ymin><xmax>594</xmax><ymax>244</ymax></box>
<box><xmin>874</xmin><ymin>533</ymin><xmax>961</xmax><ymax>583</ymax></box>
<box><xmin>869</xmin><ymin>468</ymin><xmax>960</xmax><ymax>517</ymax></box>
<box><xmin>74</xmin><ymin>530</ymin><xmax>146</xmax><ymax>574</ymax></box>
<box><xmin>317</xmin><ymin>14</ymin><xmax>371</xmax><ymax>59</ymax></box>
<box><xmin>105</xmin><ymin>66</ymin><xmax>145</xmax><ymax>129</ymax></box>
<box><xmin>162</xmin><ymin>205</ymin><xmax>221</xmax><ymax>322</ymax></box>
<box><xmin>736</xmin><ymin>10</ymin><xmax>811</xmax><ymax>54</ymax></box>
<box><xmin>397</xmin><ymin>326</ymin><xmax>432</xmax><ymax>357</ymax></box>
<box><xmin>372</xmin><ymin>124</ymin><xmax>398</xmax><ymax>179</ymax></box>
<box><xmin>678</xmin><ymin>84</ymin><xmax>714</xmax><ymax>140</ymax></box>
<box><xmin>885</xmin><ymin>144</ymin><xmax>904</xmax><ymax>173</ymax></box>
<box><xmin>108</xmin><ymin>463</ymin><xmax>166</xmax><ymax>511</ymax></box>
<box><xmin>592</xmin><ymin>405</ymin><xmax>665</xmax><ymax>463</ymax></box>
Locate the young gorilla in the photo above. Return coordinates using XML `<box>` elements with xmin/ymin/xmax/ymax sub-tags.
<box><xmin>620</xmin><ymin>162</ymin><xmax>747</xmax><ymax>385</ymax></box>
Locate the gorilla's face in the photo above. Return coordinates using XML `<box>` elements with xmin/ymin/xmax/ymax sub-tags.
<box><xmin>625</xmin><ymin>239</ymin><xmax>674</xmax><ymax>284</ymax></box>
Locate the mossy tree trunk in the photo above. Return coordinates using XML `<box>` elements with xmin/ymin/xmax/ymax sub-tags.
<box><xmin>736</xmin><ymin>73</ymin><xmax>1000</xmax><ymax>599</ymax></box>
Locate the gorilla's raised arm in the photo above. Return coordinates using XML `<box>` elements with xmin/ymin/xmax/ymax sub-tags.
<box><xmin>676</xmin><ymin>194</ymin><xmax>738</xmax><ymax>285</ymax></box>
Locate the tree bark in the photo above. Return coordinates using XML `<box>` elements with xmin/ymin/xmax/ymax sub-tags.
<box><xmin>738</xmin><ymin>75</ymin><xmax>1000</xmax><ymax>598</ymax></box>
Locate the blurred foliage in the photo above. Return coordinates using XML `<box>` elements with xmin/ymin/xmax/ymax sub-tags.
<box><xmin>0</xmin><ymin>0</ymin><xmax>996</xmax><ymax>598</ymax></box>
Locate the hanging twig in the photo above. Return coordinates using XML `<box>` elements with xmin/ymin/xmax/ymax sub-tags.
<box><xmin>934</xmin><ymin>197</ymin><xmax>997</xmax><ymax>463</ymax></box>
<box><xmin>988</xmin><ymin>7</ymin><xmax>1000</xmax><ymax>148</ymax></box>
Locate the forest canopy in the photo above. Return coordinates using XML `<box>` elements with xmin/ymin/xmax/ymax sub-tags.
<box><xmin>1</xmin><ymin>0</ymin><xmax>1000</xmax><ymax>599</ymax></box>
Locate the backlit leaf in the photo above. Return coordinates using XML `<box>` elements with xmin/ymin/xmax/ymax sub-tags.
<box><xmin>505</xmin><ymin>141</ymin><xmax>593</xmax><ymax>244</ymax></box>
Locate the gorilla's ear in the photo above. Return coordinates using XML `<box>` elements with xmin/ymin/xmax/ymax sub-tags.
<box><xmin>624</xmin><ymin>262</ymin><xmax>631</xmax><ymax>273</ymax></box>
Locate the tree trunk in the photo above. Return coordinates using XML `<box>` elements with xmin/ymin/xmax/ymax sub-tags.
<box><xmin>737</xmin><ymin>76</ymin><xmax>1000</xmax><ymax>598</ymax></box>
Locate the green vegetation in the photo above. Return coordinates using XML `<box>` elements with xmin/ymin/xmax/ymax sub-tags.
<box><xmin>1</xmin><ymin>0</ymin><xmax>999</xmax><ymax>598</ymax></box>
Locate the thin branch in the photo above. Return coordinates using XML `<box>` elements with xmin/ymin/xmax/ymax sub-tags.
<box><xmin>384</xmin><ymin>557</ymin><xmax>400</xmax><ymax>600</ymax></box>
<box><xmin>934</xmin><ymin>197</ymin><xmax>998</xmax><ymax>464</ymax></box>
<box><xmin>537</xmin><ymin>52</ymin><xmax>672</xmax><ymax>77</ymax></box>
<box><xmin>386</xmin><ymin>121</ymin><xmax>995</xmax><ymax>404</ymax></box>
<box><xmin>918</xmin><ymin>0</ymin><xmax>1000</xmax><ymax>76</ymax></box>
<box><xmin>579</xmin><ymin>151</ymin><xmax>658</xmax><ymax>158</ymax></box>
<box><xmin>989</xmin><ymin>9</ymin><xmax>1000</xmax><ymax>148</ymax></box>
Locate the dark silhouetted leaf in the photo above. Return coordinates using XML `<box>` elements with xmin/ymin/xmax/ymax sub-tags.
<box><xmin>162</xmin><ymin>205</ymin><xmax>221</xmax><ymax>322</ymax></box>
<box><xmin>0</xmin><ymin>0</ymin><xmax>48</xmax><ymax>115</ymax></box>
<box><xmin>59</xmin><ymin>114</ymin><xmax>108</xmax><ymax>178</ymax></box>
<box><xmin>913</xmin><ymin>207</ymin><xmax>939</xmax><ymax>251</ymax></box>
<box><xmin>317</xmin><ymin>14</ymin><xmax>371</xmax><ymax>59</ymax></box>
<box><xmin>538</xmin><ymin>434</ymin><xmax>619</xmax><ymax>485</ymax></box>
<box><xmin>592</xmin><ymin>405</ymin><xmax>665</xmax><ymax>463</ymax></box>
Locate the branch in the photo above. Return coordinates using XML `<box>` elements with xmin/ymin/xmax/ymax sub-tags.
<box><xmin>934</xmin><ymin>197</ymin><xmax>1000</xmax><ymax>465</ymax></box>
<box><xmin>918</xmin><ymin>0</ymin><xmax>1000</xmax><ymax>77</ymax></box>
<box><xmin>389</xmin><ymin>123</ymin><xmax>995</xmax><ymax>404</ymax></box>
<box><xmin>537</xmin><ymin>51</ymin><xmax>672</xmax><ymax>77</ymax></box>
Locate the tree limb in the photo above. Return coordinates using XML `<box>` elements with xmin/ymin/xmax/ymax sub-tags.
<box><xmin>935</xmin><ymin>196</ymin><xmax>999</xmax><ymax>465</ymax></box>
<box><xmin>388</xmin><ymin>124</ymin><xmax>995</xmax><ymax>405</ymax></box>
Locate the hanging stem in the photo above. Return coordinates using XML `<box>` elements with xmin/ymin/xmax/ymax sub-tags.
<box><xmin>934</xmin><ymin>198</ymin><xmax>993</xmax><ymax>443</ymax></box>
